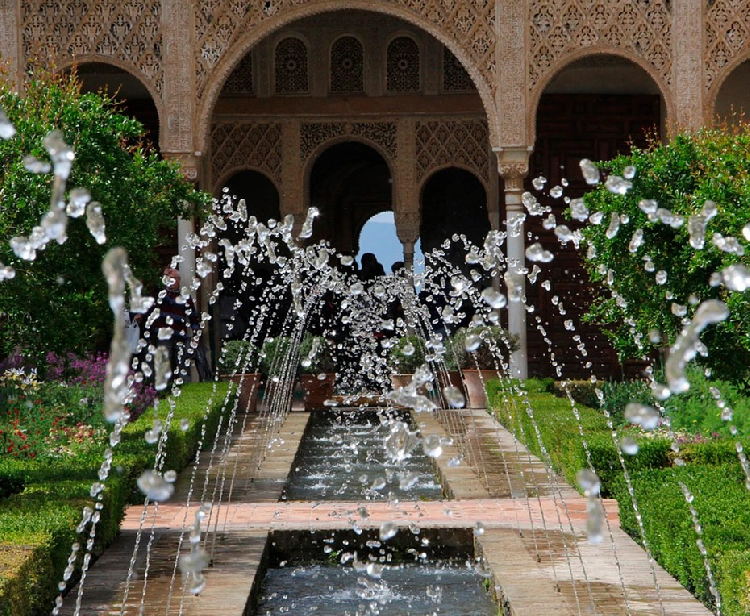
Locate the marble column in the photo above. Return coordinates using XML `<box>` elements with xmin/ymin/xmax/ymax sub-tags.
<box><xmin>496</xmin><ymin>148</ymin><xmax>530</xmax><ymax>379</ymax></box>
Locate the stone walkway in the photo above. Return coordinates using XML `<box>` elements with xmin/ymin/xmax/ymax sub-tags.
<box><xmin>61</xmin><ymin>404</ymin><xmax>711</xmax><ymax>616</ymax></box>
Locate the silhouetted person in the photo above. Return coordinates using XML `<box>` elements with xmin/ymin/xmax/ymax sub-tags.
<box><xmin>360</xmin><ymin>252</ymin><xmax>385</xmax><ymax>282</ymax></box>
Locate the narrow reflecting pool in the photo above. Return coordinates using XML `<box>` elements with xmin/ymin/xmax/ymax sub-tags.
<box><xmin>282</xmin><ymin>408</ymin><xmax>444</xmax><ymax>501</ymax></box>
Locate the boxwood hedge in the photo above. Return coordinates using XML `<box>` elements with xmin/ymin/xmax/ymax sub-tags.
<box><xmin>0</xmin><ymin>381</ymin><xmax>229</xmax><ymax>615</ymax></box>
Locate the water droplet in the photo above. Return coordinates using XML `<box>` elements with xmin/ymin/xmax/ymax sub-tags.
<box><xmin>579</xmin><ymin>159</ymin><xmax>600</xmax><ymax>184</ymax></box>
<box><xmin>605</xmin><ymin>175</ymin><xmax>632</xmax><ymax>195</ymax></box>
<box><xmin>532</xmin><ymin>175</ymin><xmax>547</xmax><ymax>190</ymax></box>
<box><xmin>0</xmin><ymin>107</ymin><xmax>16</xmax><ymax>139</ymax></box>
<box><xmin>624</xmin><ymin>402</ymin><xmax>660</xmax><ymax>430</ymax></box>
<box><xmin>569</xmin><ymin>198</ymin><xmax>589</xmax><ymax>221</ymax></box>
<box><xmin>605</xmin><ymin>212</ymin><xmax>620</xmax><ymax>238</ymax></box>
<box><xmin>576</xmin><ymin>469</ymin><xmax>601</xmax><ymax>496</ymax></box>
<box><xmin>443</xmin><ymin>385</ymin><xmax>465</xmax><ymax>408</ymax></box>
<box><xmin>621</xmin><ymin>437</ymin><xmax>639</xmax><ymax>455</ymax></box>
<box><xmin>137</xmin><ymin>470</ymin><xmax>175</xmax><ymax>502</ymax></box>
<box><xmin>379</xmin><ymin>522</ymin><xmax>397</xmax><ymax>541</ymax></box>
<box><xmin>525</xmin><ymin>242</ymin><xmax>554</xmax><ymax>263</ymax></box>
<box><xmin>86</xmin><ymin>201</ymin><xmax>106</xmax><ymax>244</ymax></box>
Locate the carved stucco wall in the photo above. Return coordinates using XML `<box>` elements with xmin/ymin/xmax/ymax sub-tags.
<box><xmin>415</xmin><ymin>119</ymin><xmax>490</xmax><ymax>188</ymax></box>
<box><xmin>195</xmin><ymin>0</ymin><xmax>495</xmax><ymax>96</ymax></box>
<box><xmin>15</xmin><ymin>0</ymin><xmax>750</xmax><ymax>156</ymax></box>
<box><xmin>195</xmin><ymin>0</ymin><xmax>498</xmax><ymax>149</ymax></box>
<box><xmin>211</xmin><ymin>122</ymin><xmax>283</xmax><ymax>193</ymax></box>
<box><xmin>705</xmin><ymin>0</ymin><xmax>750</xmax><ymax>105</ymax></box>
<box><xmin>210</xmin><ymin>118</ymin><xmax>491</xmax><ymax>243</ymax></box>
<box><xmin>528</xmin><ymin>0</ymin><xmax>672</xmax><ymax>93</ymax></box>
<box><xmin>20</xmin><ymin>0</ymin><xmax>163</xmax><ymax>94</ymax></box>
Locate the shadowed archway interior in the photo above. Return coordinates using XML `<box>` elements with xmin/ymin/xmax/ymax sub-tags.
<box><xmin>308</xmin><ymin>141</ymin><xmax>392</xmax><ymax>256</ymax></box>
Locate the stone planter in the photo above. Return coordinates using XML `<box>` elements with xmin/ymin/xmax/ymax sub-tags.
<box><xmin>461</xmin><ymin>369</ymin><xmax>498</xmax><ymax>409</ymax></box>
<box><xmin>223</xmin><ymin>373</ymin><xmax>261</xmax><ymax>413</ymax></box>
<box><xmin>299</xmin><ymin>373</ymin><xmax>336</xmax><ymax>410</ymax></box>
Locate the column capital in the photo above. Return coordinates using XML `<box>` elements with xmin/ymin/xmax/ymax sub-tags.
<box><xmin>494</xmin><ymin>146</ymin><xmax>531</xmax><ymax>192</ymax></box>
<box><xmin>394</xmin><ymin>210</ymin><xmax>420</xmax><ymax>245</ymax></box>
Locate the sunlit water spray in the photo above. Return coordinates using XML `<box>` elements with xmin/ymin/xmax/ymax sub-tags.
<box><xmin>2</xmin><ymin>103</ymin><xmax>750</xmax><ymax>615</ymax></box>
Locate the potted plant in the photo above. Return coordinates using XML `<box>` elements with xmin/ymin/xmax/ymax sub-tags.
<box><xmin>387</xmin><ymin>335</ymin><xmax>427</xmax><ymax>391</ymax></box>
<box><xmin>219</xmin><ymin>339</ymin><xmax>261</xmax><ymax>413</ymax></box>
<box><xmin>450</xmin><ymin>326</ymin><xmax>519</xmax><ymax>408</ymax></box>
<box><xmin>259</xmin><ymin>335</ymin><xmax>298</xmax><ymax>408</ymax></box>
<box><xmin>297</xmin><ymin>333</ymin><xmax>336</xmax><ymax>410</ymax></box>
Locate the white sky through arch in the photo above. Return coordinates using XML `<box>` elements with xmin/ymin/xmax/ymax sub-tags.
<box><xmin>356</xmin><ymin>211</ymin><xmax>424</xmax><ymax>276</ymax></box>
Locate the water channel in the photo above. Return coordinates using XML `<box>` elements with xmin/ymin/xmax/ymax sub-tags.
<box><xmin>282</xmin><ymin>408</ymin><xmax>444</xmax><ymax>502</ymax></box>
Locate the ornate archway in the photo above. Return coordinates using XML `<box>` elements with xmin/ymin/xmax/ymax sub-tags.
<box><xmin>197</xmin><ymin>1</ymin><xmax>499</xmax><ymax>153</ymax></box>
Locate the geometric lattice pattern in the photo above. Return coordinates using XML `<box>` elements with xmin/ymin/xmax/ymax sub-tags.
<box><xmin>706</xmin><ymin>0</ymin><xmax>750</xmax><ymax>91</ymax></box>
<box><xmin>330</xmin><ymin>36</ymin><xmax>364</xmax><ymax>93</ymax></box>
<box><xmin>528</xmin><ymin>0</ymin><xmax>672</xmax><ymax>89</ymax></box>
<box><xmin>211</xmin><ymin>122</ymin><xmax>283</xmax><ymax>189</ymax></box>
<box><xmin>387</xmin><ymin>36</ymin><xmax>420</xmax><ymax>92</ymax></box>
<box><xmin>21</xmin><ymin>0</ymin><xmax>163</xmax><ymax>92</ymax></box>
<box><xmin>443</xmin><ymin>47</ymin><xmax>475</xmax><ymax>92</ymax></box>
<box><xmin>300</xmin><ymin>122</ymin><xmax>397</xmax><ymax>162</ymax></box>
<box><xmin>415</xmin><ymin>120</ymin><xmax>490</xmax><ymax>183</ymax></box>
<box><xmin>221</xmin><ymin>52</ymin><xmax>254</xmax><ymax>96</ymax></box>
<box><xmin>275</xmin><ymin>37</ymin><xmax>309</xmax><ymax>94</ymax></box>
<box><xmin>195</xmin><ymin>0</ymin><xmax>496</xmax><ymax>99</ymax></box>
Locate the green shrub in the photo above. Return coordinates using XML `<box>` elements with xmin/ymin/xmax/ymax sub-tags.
<box><xmin>613</xmin><ymin>463</ymin><xmax>750</xmax><ymax>612</ymax></box>
<box><xmin>387</xmin><ymin>335</ymin><xmax>427</xmax><ymax>373</ymax></box>
<box><xmin>662</xmin><ymin>367</ymin><xmax>750</xmax><ymax>438</ymax></box>
<box><xmin>298</xmin><ymin>334</ymin><xmax>336</xmax><ymax>374</ymax></box>
<box><xmin>0</xmin><ymin>69</ymin><xmax>209</xmax><ymax>364</ymax></box>
<box><xmin>0</xmin><ymin>382</ymin><xmax>228</xmax><ymax>615</ymax></box>
<box><xmin>490</xmin><ymin>388</ymin><xmax>670</xmax><ymax>495</ymax></box>
<box><xmin>449</xmin><ymin>326</ymin><xmax>519</xmax><ymax>370</ymax></box>
<box><xmin>598</xmin><ymin>379</ymin><xmax>653</xmax><ymax>427</ymax></box>
<box><xmin>552</xmin><ymin>380</ymin><xmax>601</xmax><ymax>409</ymax></box>
<box><xmin>218</xmin><ymin>340</ymin><xmax>259</xmax><ymax>374</ymax></box>
<box><xmin>259</xmin><ymin>336</ymin><xmax>297</xmax><ymax>378</ymax></box>
<box><xmin>579</xmin><ymin>129</ymin><xmax>750</xmax><ymax>383</ymax></box>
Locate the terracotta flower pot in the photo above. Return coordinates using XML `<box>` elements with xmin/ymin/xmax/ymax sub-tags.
<box><xmin>299</xmin><ymin>373</ymin><xmax>336</xmax><ymax>410</ymax></box>
<box><xmin>224</xmin><ymin>373</ymin><xmax>261</xmax><ymax>413</ymax></box>
<box><xmin>461</xmin><ymin>369</ymin><xmax>499</xmax><ymax>409</ymax></box>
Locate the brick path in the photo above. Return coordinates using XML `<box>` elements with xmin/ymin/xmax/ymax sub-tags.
<box><xmin>61</xmin><ymin>405</ymin><xmax>711</xmax><ymax>615</ymax></box>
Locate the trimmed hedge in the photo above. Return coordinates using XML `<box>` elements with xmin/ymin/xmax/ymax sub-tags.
<box><xmin>0</xmin><ymin>382</ymin><xmax>229</xmax><ymax>615</ymax></box>
<box><xmin>488</xmin><ymin>384</ymin><xmax>671</xmax><ymax>496</ymax></box>
<box><xmin>613</xmin><ymin>464</ymin><xmax>750</xmax><ymax>613</ymax></box>
<box><xmin>489</xmin><ymin>378</ymin><xmax>750</xmax><ymax>614</ymax></box>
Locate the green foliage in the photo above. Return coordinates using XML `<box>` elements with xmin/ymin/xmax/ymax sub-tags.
<box><xmin>551</xmin><ymin>380</ymin><xmax>601</xmax><ymax>408</ymax></box>
<box><xmin>597</xmin><ymin>378</ymin><xmax>653</xmax><ymax>426</ymax></box>
<box><xmin>579</xmin><ymin>129</ymin><xmax>750</xmax><ymax>382</ymax></box>
<box><xmin>0</xmin><ymin>69</ymin><xmax>210</xmax><ymax>364</ymax></box>
<box><xmin>387</xmin><ymin>335</ymin><xmax>426</xmax><ymax>373</ymax></box>
<box><xmin>259</xmin><ymin>336</ymin><xmax>297</xmax><ymax>378</ymax></box>
<box><xmin>298</xmin><ymin>333</ymin><xmax>336</xmax><ymax>374</ymax></box>
<box><xmin>489</xmin><ymin>387</ymin><xmax>670</xmax><ymax>496</ymax></box>
<box><xmin>662</xmin><ymin>367</ymin><xmax>750</xmax><ymax>438</ymax></box>
<box><xmin>218</xmin><ymin>340</ymin><xmax>260</xmax><ymax>374</ymax></box>
<box><xmin>449</xmin><ymin>326</ymin><xmax>519</xmax><ymax>370</ymax></box>
<box><xmin>613</xmin><ymin>463</ymin><xmax>750</xmax><ymax>612</ymax></box>
<box><xmin>0</xmin><ymin>382</ymin><xmax>227</xmax><ymax>615</ymax></box>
